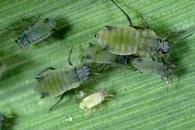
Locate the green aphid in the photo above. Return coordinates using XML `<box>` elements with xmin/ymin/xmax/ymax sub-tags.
<box><xmin>131</xmin><ymin>58</ymin><xmax>171</xmax><ymax>79</ymax></box>
<box><xmin>82</xmin><ymin>43</ymin><xmax>133</xmax><ymax>67</ymax></box>
<box><xmin>16</xmin><ymin>18</ymin><xmax>56</xmax><ymax>47</ymax></box>
<box><xmin>35</xmin><ymin>49</ymin><xmax>91</xmax><ymax>111</ymax></box>
<box><xmin>0</xmin><ymin>113</ymin><xmax>4</xmax><ymax>130</ymax></box>
<box><xmin>95</xmin><ymin>0</ymin><xmax>170</xmax><ymax>59</ymax></box>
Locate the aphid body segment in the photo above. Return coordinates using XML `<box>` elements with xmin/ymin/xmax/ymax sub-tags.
<box><xmin>131</xmin><ymin>58</ymin><xmax>171</xmax><ymax>78</ymax></box>
<box><xmin>80</xmin><ymin>91</ymin><xmax>108</xmax><ymax>109</ymax></box>
<box><xmin>95</xmin><ymin>0</ymin><xmax>170</xmax><ymax>58</ymax></box>
<box><xmin>83</xmin><ymin>43</ymin><xmax>132</xmax><ymax>66</ymax></box>
<box><xmin>16</xmin><ymin>18</ymin><xmax>56</xmax><ymax>47</ymax></box>
<box><xmin>35</xmin><ymin>65</ymin><xmax>90</xmax><ymax>98</ymax></box>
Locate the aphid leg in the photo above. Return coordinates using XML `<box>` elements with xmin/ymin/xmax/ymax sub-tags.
<box><xmin>140</xmin><ymin>15</ymin><xmax>150</xmax><ymax>29</ymax></box>
<box><xmin>88</xmin><ymin>42</ymin><xmax>94</xmax><ymax>46</ymax></box>
<box><xmin>49</xmin><ymin>93</ymin><xmax>66</xmax><ymax>111</ymax></box>
<box><xmin>30</xmin><ymin>15</ymin><xmax>41</xmax><ymax>26</ymax></box>
<box><xmin>110</xmin><ymin>0</ymin><xmax>133</xmax><ymax>26</ymax></box>
<box><xmin>37</xmin><ymin>67</ymin><xmax>56</xmax><ymax>76</ymax></box>
<box><xmin>68</xmin><ymin>47</ymin><xmax>73</xmax><ymax>66</ymax></box>
<box><xmin>163</xmin><ymin>31</ymin><xmax>185</xmax><ymax>40</ymax></box>
<box><xmin>174</xmin><ymin>33</ymin><xmax>194</xmax><ymax>43</ymax></box>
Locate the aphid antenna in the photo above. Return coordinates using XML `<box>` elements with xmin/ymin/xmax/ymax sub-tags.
<box><xmin>36</xmin><ymin>67</ymin><xmax>56</xmax><ymax>76</ymax></box>
<box><xmin>68</xmin><ymin>47</ymin><xmax>73</xmax><ymax>66</ymax></box>
<box><xmin>49</xmin><ymin>93</ymin><xmax>66</xmax><ymax>112</ymax></box>
<box><xmin>140</xmin><ymin>15</ymin><xmax>150</xmax><ymax>29</ymax></box>
<box><xmin>110</xmin><ymin>0</ymin><xmax>133</xmax><ymax>26</ymax></box>
<box><xmin>173</xmin><ymin>33</ymin><xmax>194</xmax><ymax>44</ymax></box>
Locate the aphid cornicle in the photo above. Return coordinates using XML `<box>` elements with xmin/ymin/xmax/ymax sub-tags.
<box><xmin>82</xmin><ymin>43</ymin><xmax>133</xmax><ymax>67</ymax></box>
<box><xmin>95</xmin><ymin>0</ymin><xmax>170</xmax><ymax>59</ymax></box>
<box><xmin>16</xmin><ymin>18</ymin><xmax>56</xmax><ymax>47</ymax></box>
<box><xmin>35</xmin><ymin>48</ymin><xmax>91</xmax><ymax>111</ymax></box>
<box><xmin>131</xmin><ymin>58</ymin><xmax>171</xmax><ymax>78</ymax></box>
<box><xmin>79</xmin><ymin>90</ymin><xmax>113</xmax><ymax>110</ymax></box>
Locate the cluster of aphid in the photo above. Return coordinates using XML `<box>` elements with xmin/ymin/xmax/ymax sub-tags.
<box><xmin>0</xmin><ymin>0</ymin><xmax>193</xmax><ymax>111</ymax></box>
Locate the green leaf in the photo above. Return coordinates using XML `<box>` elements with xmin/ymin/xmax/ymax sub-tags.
<box><xmin>0</xmin><ymin>0</ymin><xmax>195</xmax><ymax>129</ymax></box>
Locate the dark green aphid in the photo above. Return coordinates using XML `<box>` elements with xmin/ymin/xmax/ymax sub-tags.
<box><xmin>131</xmin><ymin>58</ymin><xmax>171</xmax><ymax>78</ymax></box>
<box><xmin>0</xmin><ymin>113</ymin><xmax>4</xmax><ymax>130</ymax></box>
<box><xmin>82</xmin><ymin>43</ymin><xmax>133</xmax><ymax>67</ymax></box>
<box><xmin>95</xmin><ymin>0</ymin><xmax>170</xmax><ymax>58</ymax></box>
<box><xmin>35</xmin><ymin>49</ymin><xmax>91</xmax><ymax>111</ymax></box>
<box><xmin>16</xmin><ymin>18</ymin><xmax>56</xmax><ymax>47</ymax></box>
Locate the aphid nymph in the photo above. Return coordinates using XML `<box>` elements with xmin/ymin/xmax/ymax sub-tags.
<box><xmin>79</xmin><ymin>90</ymin><xmax>113</xmax><ymax>110</ymax></box>
<box><xmin>16</xmin><ymin>18</ymin><xmax>56</xmax><ymax>47</ymax></box>
<box><xmin>131</xmin><ymin>58</ymin><xmax>171</xmax><ymax>79</ymax></box>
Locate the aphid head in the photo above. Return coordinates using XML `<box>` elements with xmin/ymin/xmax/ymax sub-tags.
<box><xmin>16</xmin><ymin>36</ymin><xmax>29</xmax><ymax>47</ymax></box>
<box><xmin>77</xmin><ymin>65</ymin><xmax>91</xmax><ymax>81</ymax></box>
<box><xmin>16</xmin><ymin>37</ymin><xmax>23</xmax><ymax>47</ymax></box>
<box><xmin>162</xmin><ymin>66</ymin><xmax>172</xmax><ymax>78</ymax></box>
<box><xmin>158</xmin><ymin>38</ymin><xmax>170</xmax><ymax>53</ymax></box>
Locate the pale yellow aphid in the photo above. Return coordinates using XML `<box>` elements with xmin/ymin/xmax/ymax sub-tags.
<box><xmin>80</xmin><ymin>91</ymin><xmax>112</xmax><ymax>109</ymax></box>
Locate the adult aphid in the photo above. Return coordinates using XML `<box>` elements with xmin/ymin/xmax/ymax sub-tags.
<box><xmin>82</xmin><ymin>43</ymin><xmax>133</xmax><ymax>67</ymax></box>
<box><xmin>35</xmin><ymin>48</ymin><xmax>91</xmax><ymax>111</ymax></box>
<box><xmin>131</xmin><ymin>58</ymin><xmax>172</xmax><ymax>79</ymax></box>
<box><xmin>79</xmin><ymin>90</ymin><xmax>113</xmax><ymax>110</ymax></box>
<box><xmin>16</xmin><ymin>18</ymin><xmax>56</xmax><ymax>47</ymax></box>
<box><xmin>95</xmin><ymin>0</ymin><xmax>173</xmax><ymax>59</ymax></box>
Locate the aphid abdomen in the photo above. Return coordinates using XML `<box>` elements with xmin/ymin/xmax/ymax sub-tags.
<box><xmin>131</xmin><ymin>58</ymin><xmax>169</xmax><ymax>77</ymax></box>
<box><xmin>96</xmin><ymin>25</ymin><xmax>140</xmax><ymax>55</ymax></box>
<box><xmin>36</xmin><ymin>69</ymin><xmax>81</xmax><ymax>97</ymax></box>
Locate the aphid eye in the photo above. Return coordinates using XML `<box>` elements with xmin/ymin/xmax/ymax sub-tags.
<box><xmin>86</xmin><ymin>55</ymin><xmax>91</xmax><ymax>59</ymax></box>
<box><xmin>43</xmin><ymin>18</ymin><xmax>49</xmax><ymax>23</ymax></box>
<box><xmin>94</xmin><ymin>33</ymin><xmax>97</xmax><ymax>38</ymax></box>
<box><xmin>104</xmin><ymin>25</ymin><xmax>112</xmax><ymax>30</ymax></box>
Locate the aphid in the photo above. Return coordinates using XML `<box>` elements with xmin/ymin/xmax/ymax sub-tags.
<box><xmin>82</xmin><ymin>43</ymin><xmax>134</xmax><ymax>67</ymax></box>
<box><xmin>95</xmin><ymin>0</ymin><xmax>171</xmax><ymax>59</ymax></box>
<box><xmin>35</xmin><ymin>48</ymin><xmax>91</xmax><ymax>111</ymax></box>
<box><xmin>131</xmin><ymin>58</ymin><xmax>171</xmax><ymax>79</ymax></box>
<box><xmin>0</xmin><ymin>62</ymin><xmax>6</xmax><ymax>79</ymax></box>
<box><xmin>79</xmin><ymin>90</ymin><xmax>113</xmax><ymax>110</ymax></box>
<box><xmin>0</xmin><ymin>113</ymin><xmax>4</xmax><ymax>130</ymax></box>
<box><xmin>16</xmin><ymin>18</ymin><xmax>56</xmax><ymax>47</ymax></box>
